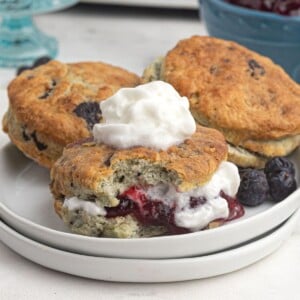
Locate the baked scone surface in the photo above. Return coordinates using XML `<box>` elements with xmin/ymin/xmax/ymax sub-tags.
<box><xmin>51</xmin><ymin>125</ymin><xmax>233</xmax><ymax>238</ymax></box>
<box><xmin>3</xmin><ymin>60</ymin><xmax>140</xmax><ymax>168</ymax></box>
<box><xmin>51</xmin><ymin>125</ymin><xmax>227</xmax><ymax>200</ymax></box>
<box><xmin>143</xmin><ymin>36</ymin><xmax>300</xmax><ymax>167</ymax></box>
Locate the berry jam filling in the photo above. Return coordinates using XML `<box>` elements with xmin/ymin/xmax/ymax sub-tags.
<box><xmin>220</xmin><ymin>191</ymin><xmax>244</xmax><ymax>221</ymax></box>
<box><xmin>105</xmin><ymin>186</ymin><xmax>245</xmax><ymax>235</ymax></box>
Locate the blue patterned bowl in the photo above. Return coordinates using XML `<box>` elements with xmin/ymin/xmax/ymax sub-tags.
<box><xmin>199</xmin><ymin>0</ymin><xmax>300</xmax><ymax>83</ymax></box>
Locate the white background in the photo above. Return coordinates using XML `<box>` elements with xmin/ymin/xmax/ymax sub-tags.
<box><xmin>0</xmin><ymin>3</ymin><xmax>300</xmax><ymax>299</ymax></box>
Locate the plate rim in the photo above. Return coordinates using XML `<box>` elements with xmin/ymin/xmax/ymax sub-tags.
<box><xmin>0</xmin><ymin>169</ymin><xmax>300</xmax><ymax>258</ymax></box>
<box><xmin>1</xmin><ymin>186</ymin><xmax>300</xmax><ymax>241</ymax></box>
<box><xmin>1</xmin><ymin>209</ymin><xmax>299</xmax><ymax>282</ymax></box>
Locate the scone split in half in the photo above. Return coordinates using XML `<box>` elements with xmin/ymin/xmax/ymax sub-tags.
<box><xmin>51</xmin><ymin>126</ymin><xmax>244</xmax><ymax>238</ymax></box>
<box><xmin>50</xmin><ymin>82</ymin><xmax>244</xmax><ymax>238</ymax></box>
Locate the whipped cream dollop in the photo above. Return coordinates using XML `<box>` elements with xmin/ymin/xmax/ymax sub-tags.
<box><xmin>63</xmin><ymin>161</ymin><xmax>240</xmax><ymax>231</ymax></box>
<box><xmin>93</xmin><ymin>81</ymin><xmax>196</xmax><ymax>150</ymax></box>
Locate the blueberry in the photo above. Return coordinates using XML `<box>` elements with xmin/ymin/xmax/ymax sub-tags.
<box><xmin>21</xmin><ymin>127</ymin><xmax>30</xmax><ymax>141</ymax></box>
<box><xmin>264</xmin><ymin>157</ymin><xmax>297</xmax><ymax>202</ymax></box>
<box><xmin>268</xmin><ymin>171</ymin><xmax>297</xmax><ymax>202</ymax></box>
<box><xmin>16</xmin><ymin>65</ymin><xmax>31</xmax><ymax>76</ymax></box>
<box><xmin>265</xmin><ymin>157</ymin><xmax>295</xmax><ymax>177</ymax></box>
<box><xmin>237</xmin><ymin>169</ymin><xmax>269</xmax><ymax>206</ymax></box>
<box><xmin>16</xmin><ymin>56</ymin><xmax>51</xmax><ymax>76</ymax></box>
<box><xmin>33</xmin><ymin>56</ymin><xmax>52</xmax><ymax>68</ymax></box>
<box><xmin>38</xmin><ymin>80</ymin><xmax>57</xmax><ymax>100</ymax></box>
<box><xmin>30</xmin><ymin>131</ymin><xmax>47</xmax><ymax>151</ymax></box>
<box><xmin>265</xmin><ymin>161</ymin><xmax>297</xmax><ymax>202</ymax></box>
<box><xmin>73</xmin><ymin>102</ymin><xmax>102</xmax><ymax>130</ymax></box>
<box><xmin>248</xmin><ymin>59</ymin><xmax>265</xmax><ymax>78</ymax></box>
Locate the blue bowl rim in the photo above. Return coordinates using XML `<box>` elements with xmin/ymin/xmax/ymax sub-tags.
<box><xmin>200</xmin><ymin>0</ymin><xmax>300</xmax><ymax>23</ymax></box>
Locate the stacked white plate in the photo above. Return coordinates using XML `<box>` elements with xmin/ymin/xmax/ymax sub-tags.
<box><xmin>0</xmin><ymin>85</ymin><xmax>300</xmax><ymax>282</ymax></box>
<box><xmin>1</xmin><ymin>140</ymin><xmax>299</xmax><ymax>282</ymax></box>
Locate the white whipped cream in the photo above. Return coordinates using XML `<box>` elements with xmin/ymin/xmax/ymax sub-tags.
<box><xmin>93</xmin><ymin>81</ymin><xmax>196</xmax><ymax>150</ymax></box>
<box><xmin>63</xmin><ymin>162</ymin><xmax>240</xmax><ymax>231</ymax></box>
<box><xmin>146</xmin><ymin>161</ymin><xmax>240</xmax><ymax>231</ymax></box>
<box><xmin>63</xmin><ymin>197</ymin><xmax>106</xmax><ymax>217</ymax></box>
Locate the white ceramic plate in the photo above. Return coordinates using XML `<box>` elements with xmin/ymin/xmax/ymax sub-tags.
<box><xmin>0</xmin><ymin>143</ymin><xmax>299</xmax><ymax>259</ymax></box>
<box><xmin>1</xmin><ymin>209</ymin><xmax>299</xmax><ymax>283</ymax></box>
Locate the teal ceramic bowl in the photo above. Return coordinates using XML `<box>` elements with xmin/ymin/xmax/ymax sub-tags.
<box><xmin>199</xmin><ymin>0</ymin><xmax>300</xmax><ymax>83</ymax></box>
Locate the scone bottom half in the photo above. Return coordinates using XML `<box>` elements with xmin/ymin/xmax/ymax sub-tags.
<box><xmin>50</xmin><ymin>125</ymin><xmax>244</xmax><ymax>238</ymax></box>
<box><xmin>142</xmin><ymin>36</ymin><xmax>300</xmax><ymax>168</ymax></box>
<box><xmin>3</xmin><ymin>60</ymin><xmax>141</xmax><ymax>168</ymax></box>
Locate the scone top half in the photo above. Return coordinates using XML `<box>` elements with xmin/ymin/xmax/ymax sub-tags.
<box><xmin>2</xmin><ymin>60</ymin><xmax>140</xmax><ymax>168</ymax></box>
<box><xmin>143</xmin><ymin>36</ymin><xmax>300</xmax><ymax>168</ymax></box>
<box><xmin>50</xmin><ymin>125</ymin><xmax>234</xmax><ymax>238</ymax></box>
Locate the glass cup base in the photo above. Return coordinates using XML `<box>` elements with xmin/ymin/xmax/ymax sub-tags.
<box><xmin>0</xmin><ymin>16</ymin><xmax>57</xmax><ymax>67</ymax></box>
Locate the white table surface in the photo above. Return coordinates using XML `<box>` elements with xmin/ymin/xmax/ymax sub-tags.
<box><xmin>0</xmin><ymin>4</ymin><xmax>300</xmax><ymax>300</ymax></box>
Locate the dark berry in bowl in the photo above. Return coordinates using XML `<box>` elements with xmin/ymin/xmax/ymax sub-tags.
<box><xmin>273</xmin><ymin>0</ymin><xmax>300</xmax><ymax>16</ymax></box>
<box><xmin>267</xmin><ymin>169</ymin><xmax>297</xmax><ymax>203</ymax></box>
<box><xmin>265</xmin><ymin>157</ymin><xmax>295</xmax><ymax>177</ymax></box>
<box><xmin>33</xmin><ymin>56</ymin><xmax>52</xmax><ymax>68</ymax></box>
<box><xmin>237</xmin><ymin>169</ymin><xmax>269</xmax><ymax>206</ymax></box>
<box><xmin>226</xmin><ymin>0</ymin><xmax>275</xmax><ymax>11</ymax></box>
<box><xmin>226</xmin><ymin>0</ymin><xmax>300</xmax><ymax>16</ymax></box>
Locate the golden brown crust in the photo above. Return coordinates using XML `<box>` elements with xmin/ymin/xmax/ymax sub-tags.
<box><xmin>159</xmin><ymin>36</ymin><xmax>300</xmax><ymax>156</ymax></box>
<box><xmin>50</xmin><ymin>125</ymin><xmax>228</xmax><ymax>201</ymax></box>
<box><xmin>4</xmin><ymin>60</ymin><xmax>141</xmax><ymax>168</ymax></box>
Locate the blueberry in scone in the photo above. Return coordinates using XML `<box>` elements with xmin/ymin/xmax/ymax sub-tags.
<box><xmin>3</xmin><ymin>60</ymin><xmax>140</xmax><ymax>168</ymax></box>
<box><xmin>16</xmin><ymin>55</ymin><xmax>53</xmax><ymax>76</ymax></box>
<box><xmin>143</xmin><ymin>36</ymin><xmax>300</xmax><ymax>168</ymax></box>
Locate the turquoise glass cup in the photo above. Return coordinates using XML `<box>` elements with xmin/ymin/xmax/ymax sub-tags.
<box><xmin>0</xmin><ymin>0</ymin><xmax>79</xmax><ymax>67</ymax></box>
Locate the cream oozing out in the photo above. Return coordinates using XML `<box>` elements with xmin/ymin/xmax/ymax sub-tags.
<box><xmin>63</xmin><ymin>197</ymin><xmax>106</xmax><ymax>217</ymax></box>
<box><xmin>146</xmin><ymin>161</ymin><xmax>240</xmax><ymax>231</ymax></box>
<box><xmin>63</xmin><ymin>161</ymin><xmax>240</xmax><ymax>231</ymax></box>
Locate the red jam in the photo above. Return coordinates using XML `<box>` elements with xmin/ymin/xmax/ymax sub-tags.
<box><xmin>226</xmin><ymin>0</ymin><xmax>300</xmax><ymax>16</ymax></box>
<box><xmin>105</xmin><ymin>186</ymin><xmax>245</xmax><ymax>235</ymax></box>
<box><xmin>220</xmin><ymin>191</ymin><xmax>244</xmax><ymax>221</ymax></box>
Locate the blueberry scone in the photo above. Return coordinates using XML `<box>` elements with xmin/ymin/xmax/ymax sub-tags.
<box><xmin>143</xmin><ymin>36</ymin><xmax>300</xmax><ymax>168</ymax></box>
<box><xmin>50</xmin><ymin>81</ymin><xmax>244</xmax><ymax>238</ymax></box>
<box><xmin>2</xmin><ymin>60</ymin><xmax>140</xmax><ymax>168</ymax></box>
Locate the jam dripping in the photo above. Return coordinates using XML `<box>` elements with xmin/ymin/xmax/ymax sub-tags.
<box><xmin>105</xmin><ymin>186</ymin><xmax>245</xmax><ymax>235</ymax></box>
<box><xmin>220</xmin><ymin>191</ymin><xmax>244</xmax><ymax>221</ymax></box>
